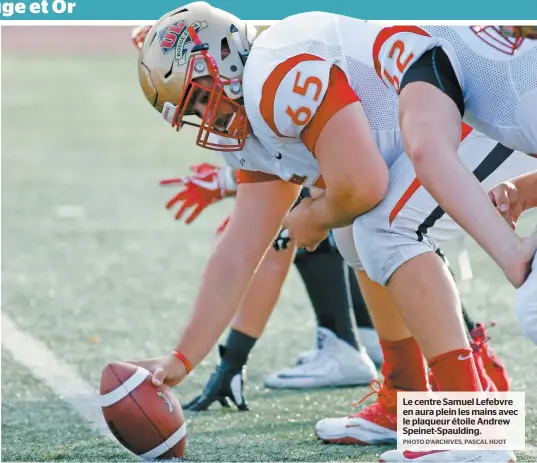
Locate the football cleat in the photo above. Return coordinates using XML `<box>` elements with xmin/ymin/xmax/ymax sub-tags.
<box><xmin>470</xmin><ymin>321</ymin><xmax>511</xmax><ymax>391</ymax></box>
<box><xmin>296</xmin><ymin>327</ymin><xmax>382</xmax><ymax>367</ymax></box>
<box><xmin>264</xmin><ymin>327</ymin><xmax>377</xmax><ymax>389</ymax></box>
<box><xmin>315</xmin><ymin>380</ymin><xmax>397</xmax><ymax>445</ymax></box>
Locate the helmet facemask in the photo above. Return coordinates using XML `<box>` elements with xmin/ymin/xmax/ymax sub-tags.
<box><xmin>470</xmin><ymin>26</ymin><xmax>525</xmax><ymax>55</ymax></box>
<box><xmin>171</xmin><ymin>25</ymin><xmax>248</xmax><ymax>151</ymax></box>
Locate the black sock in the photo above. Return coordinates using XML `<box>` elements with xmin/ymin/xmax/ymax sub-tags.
<box><xmin>220</xmin><ymin>328</ymin><xmax>257</xmax><ymax>371</ymax></box>
<box><xmin>347</xmin><ymin>266</ymin><xmax>374</xmax><ymax>329</ymax></box>
<box><xmin>294</xmin><ymin>247</ymin><xmax>359</xmax><ymax>350</ymax></box>
<box><xmin>435</xmin><ymin>248</ymin><xmax>476</xmax><ymax>334</ymax></box>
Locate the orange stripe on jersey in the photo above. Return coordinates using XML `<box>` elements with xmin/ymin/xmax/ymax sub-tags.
<box><xmin>301</xmin><ymin>66</ymin><xmax>360</xmax><ymax>155</ymax></box>
<box><xmin>461</xmin><ymin>122</ymin><xmax>473</xmax><ymax>141</ymax></box>
<box><xmin>259</xmin><ymin>53</ymin><xmax>324</xmax><ymax>138</ymax></box>
<box><xmin>237</xmin><ymin>169</ymin><xmax>280</xmax><ymax>184</ymax></box>
<box><xmin>314</xmin><ymin>175</ymin><xmax>326</xmax><ymax>189</ymax></box>
<box><xmin>372</xmin><ymin>26</ymin><xmax>430</xmax><ymax>81</ymax></box>
<box><xmin>389</xmin><ymin>177</ymin><xmax>421</xmax><ymax>225</ymax></box>
<box><xmin>388</xmin><ymin>122</ymin><xmax>474</xmax><ymax>225</ymax></box>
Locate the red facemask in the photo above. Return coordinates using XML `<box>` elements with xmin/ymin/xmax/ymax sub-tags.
<box><xmin>170</xmin><ymin>25</ymin><xmax>248</xmax><ymax>151</ymax></box>
<box><xmin>470</xmin><ymin>26</ymin><xmax>525</xmax><ymax>55</ymax></box>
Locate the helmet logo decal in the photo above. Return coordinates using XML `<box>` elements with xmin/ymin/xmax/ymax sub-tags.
<box><xmin>157</xmin><ymin>19</ymin><xmax>209</xmax><ymax>65</ymax></box>
<box><xmin>158</xmin><ymin>21</ymin><xmax>187</xmax><ymax>54</ymax></box>
<box><xmin>176</xmin><ymin>20</ymin><xmax>208</xmax><ymax>65</ymax></box>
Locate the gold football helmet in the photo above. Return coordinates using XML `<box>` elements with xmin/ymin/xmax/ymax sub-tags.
<box><xmin>137</xmin><ymin>1</ymin><xmax>258</xmax><ymax>151</ymax></box>
<box><xmin>500</xmin><ymin>26</ymin><xmax>537</xmax><ymax>40</ymax></box>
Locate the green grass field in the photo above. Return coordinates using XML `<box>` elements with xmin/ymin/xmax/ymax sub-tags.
<box><xmin>2</xmin><ymin>42</ymin><xmax>537</xmax><ymax>462</ymax></box>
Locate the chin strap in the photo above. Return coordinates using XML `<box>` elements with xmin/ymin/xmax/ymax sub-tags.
<box><xmin>230</xmin><ymin>24</ymin><xmax>250</xmax><ymax>65</ymax></box>
<box><xmin>162</xmin><ymin>102</ymin><xmax>177</xmax><ymax>125</ymax></box>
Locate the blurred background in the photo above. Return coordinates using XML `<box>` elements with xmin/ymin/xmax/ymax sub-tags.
<box><xmin>1</xmin><ymin>25</ymin><xmax>536</xmax><ymax>462</ymax></box>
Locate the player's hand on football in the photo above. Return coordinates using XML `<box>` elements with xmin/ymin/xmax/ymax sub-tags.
<box><xmin>282</xmin><ymin>197</ymin><xmax>329</xmax><ymax>251</ymax></box>
<box><xmin>128</xmin><ymin>355</ymin><xmax>188</xmax><ymax>388</ymax></box>
<box><xmin>488</xmin><ymin>181</ymin><xmax>525</xmax><ymax>230</ymax></box>
<box><xmin>160</xmin><ymin>164</ymin><xmax>237</xmax><ymax>224</ymax></box>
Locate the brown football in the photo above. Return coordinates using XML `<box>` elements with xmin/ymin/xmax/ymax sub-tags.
<box><xmin>100</xmin><ymin>361</ymin><xmax>187</xmax><ymax>461</ymax></box>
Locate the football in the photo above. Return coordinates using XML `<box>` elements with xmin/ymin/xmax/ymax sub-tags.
<box><xmin>100</xmin><ymin>362</ymin><xmax>187</xmax><ymax>461</ymax></box>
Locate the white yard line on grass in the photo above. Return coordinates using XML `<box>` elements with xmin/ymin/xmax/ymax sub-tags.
<box><xmin>1</xmin><ymin>312</ymin><xmax>113</xmax><ymax>440</ymax></box>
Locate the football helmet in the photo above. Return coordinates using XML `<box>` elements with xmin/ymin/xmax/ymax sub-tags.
<box><xmin>137</xmin><ymin>1</ymin><xmax>257</xmax><ymax>151</ymax></box>
<box><xmin>500</xmin><ymin>26</ymin><xmax>537</xmax><ymax>40</ymax></box>
<box><xmin>470</xmin><ymin>25</ymin><xmax>536</xmax><ymax>55</ymax></box>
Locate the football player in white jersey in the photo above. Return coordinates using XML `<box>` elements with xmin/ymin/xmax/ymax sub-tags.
<box><xmin>372</xmin><ymin>24</ymin><xmax>537</xmax><ymax>289</ymax></box>
<box><xmin>132</xmin><ymin>25</ymin><xmax>382</xmax><ymax>396</ymax></box>
<box><xmin>131</xmin><ymin>5</ymin><xmax>535</xmax><ymax>462</ymax></box>
<box><xmin>132</xmin><ymin>22</ymin><xmax>510</xmax><ymax>397</ymax></box>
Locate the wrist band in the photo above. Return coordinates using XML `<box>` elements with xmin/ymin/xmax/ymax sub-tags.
<box><xmin>172</xmin><ymin>350</ymin><xmax>192</xmax><ymax>374</ymax></box>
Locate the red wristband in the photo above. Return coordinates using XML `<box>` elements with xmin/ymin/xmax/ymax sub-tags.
<box><xmin>172</xmin><ymin>350</ymin><xmax>192</xmax><ymax>374</ymax></box>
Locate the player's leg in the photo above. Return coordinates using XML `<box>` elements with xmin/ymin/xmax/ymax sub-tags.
<box><xmin>355</xmin><ymin>133</ymin><xmax>529</xmax><ymax>389</ymax></box>
<box><xmin>294</xmin><ymin>245</ymin><xmax>360</xmax><ymax>351</ymax></box>
<box><xmin>294</xmin><ymin>187</ymin><xmax>380</xmax><ymax>368</ymax></box>
<box><xmin>347</xmin><ymin>265</ymin><xmax>383</xmax><ymax>366</ymax></box>
<box><xmin>264</xmin><ymin>237</ymin><xmax>378</xmax><ymax>389</ymax></box>
<box><xmin>352</xmin><ymin>134</ymin><xmax>530</xmax><ymax>461</ymax></box>
<box><xmin>314</xmin><ymin>227</ymin><xmax>427</xmax><ymax>445</ymax></box>
<box><xmin>383</xmin><ymin>251</ymin><xmax>489</xmax><ymax>386</ymax></box>
<box><xmin>183</xmin><ymin>241</ymin><xmax>296</xmax><ymax>411</ymax></box>
<box><xmin>436</xmin><ymin>248</ymin><xmax>511</xmax><ymax>391</ymax></box>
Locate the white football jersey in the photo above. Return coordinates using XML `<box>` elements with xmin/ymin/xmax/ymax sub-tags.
<box><xmin>217</xmin><ymin>134</ymin><xmax>326</xmax><ymax>187</ymax></box>
<box><xmin>373</xmin><ymin>25</ymin><xmax>537</xmax><ymax>154</ymax></box>
<box><xmin>228</xmin><ymin>12</ymin><xmax>404</xmax><ymax>187</ymax></box>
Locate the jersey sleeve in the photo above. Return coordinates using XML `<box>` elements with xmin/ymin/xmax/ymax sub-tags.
<box><xmin>372</xmin><ymin>26</ymin><xmax>435</xmax><ymax>94</ymax></box>
<box><xmin>300</xmin><ymin>66</ymin><xmax>360</xmax><ymax>154</ymax></box>
<box><xmin>259</xmin><ymin>54</ymin><xmax>334</xmax><ymax>139</ymax></box>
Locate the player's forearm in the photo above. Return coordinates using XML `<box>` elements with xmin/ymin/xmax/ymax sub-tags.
<box><xmin>308</xmin><ymin>185</ymin><xmax>385</xmax><ymax>230</ymax></box>
<box><xmin>173</xmin><ymin>244</ymin><xmax>260</xmax><ymax>368</ymax></box>
<box><xmin>414</xmin><ymin>151</ymin><xmax>524</xmax><ymax>271</ymax></box>
<box><xmin>307</xmin><ymin>194</ymin><xmax>356</xmax><ymax>230</ymax></box>
<box><xmin>512</xmin><ymin>170</ymin><xmax>537</xmax><ymax>210</ymax></box>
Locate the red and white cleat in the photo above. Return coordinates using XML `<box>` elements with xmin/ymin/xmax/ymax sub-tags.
<box><xmin>471</xmin><ymin>322</ymin><xmax>511</xmax><ymax>391</ymax></box>
<box><xmin>315</xmin><ymin>380</ymin><xmax>397</xmax><ymax>445</ymax></box>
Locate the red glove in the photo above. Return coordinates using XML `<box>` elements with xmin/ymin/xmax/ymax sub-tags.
<box><xmin>160</xmin><ymin>164</ymin><xmax>237</xmax><ymax>224</ymax></box>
